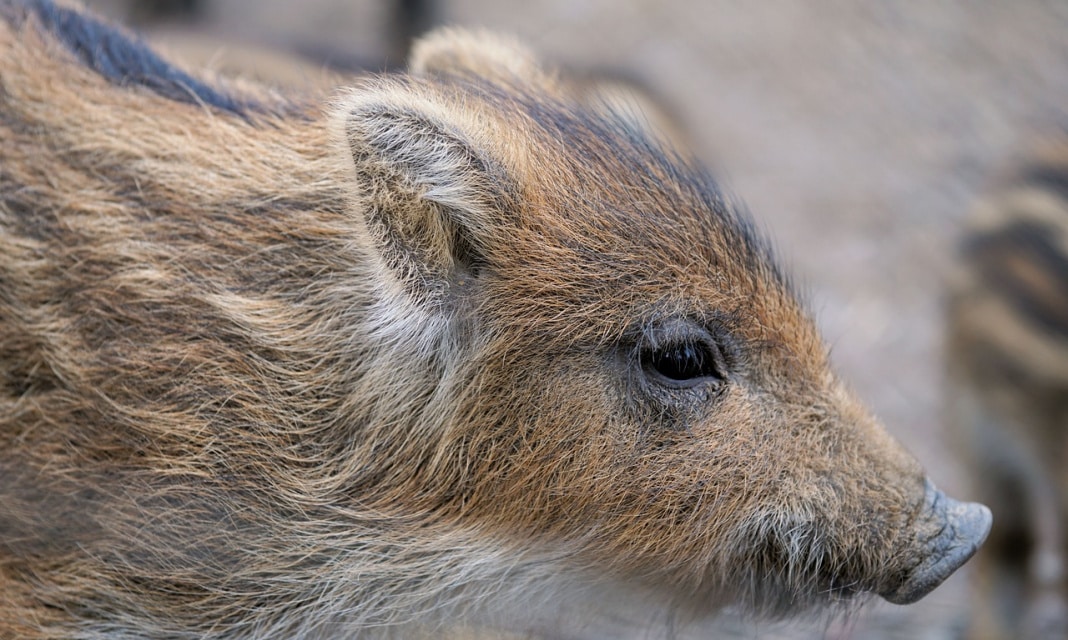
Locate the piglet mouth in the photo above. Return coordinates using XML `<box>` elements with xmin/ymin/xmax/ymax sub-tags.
<box><xmin>878</xmin><ymin>479</ymin><xmax>992</xmax><ymax>605</ymax></box>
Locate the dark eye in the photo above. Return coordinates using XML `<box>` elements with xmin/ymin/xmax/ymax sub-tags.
<box><xmin>642</xmin><ymin>340</ymin><xmax>725</xmax><ymax>389</ymax></box>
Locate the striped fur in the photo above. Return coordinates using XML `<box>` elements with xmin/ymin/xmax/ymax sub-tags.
<box><xmin>948</xmin><ymin>141</ymin><xmax>1068</xmax><ymax>640</ymax></box>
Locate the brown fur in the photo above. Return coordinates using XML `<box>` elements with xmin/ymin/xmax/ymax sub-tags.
<box><xmin>1</xmin><ymin>3</ymin><xmax>977</xmax><ymax>638</ymax></box>
<box><xmin>947</xmin><ymin>140</ymin><xmax>1068</xmax><ymax>640</ymax></box>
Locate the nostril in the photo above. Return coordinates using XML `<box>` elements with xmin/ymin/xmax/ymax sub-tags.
<box><xmin>879</xmin><ymin>481</ymin><xmax>993</xmax><ymax>605</ymax></box>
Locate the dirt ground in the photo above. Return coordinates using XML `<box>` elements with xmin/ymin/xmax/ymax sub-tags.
<box><xmin>82</xmin><ymin>1</ymin><xmax>1068</xmax><ymax>637</ymax></box>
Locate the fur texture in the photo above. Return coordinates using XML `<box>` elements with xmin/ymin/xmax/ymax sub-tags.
<box><xmin>947</xmin><ymin>139</ymin><xmax>1068</xmax><ymax>640</ymax></box>
<box><xmin>1</xmin><ymin>3</ymin><xmax>975</xmax><ymax>638</ymax></box>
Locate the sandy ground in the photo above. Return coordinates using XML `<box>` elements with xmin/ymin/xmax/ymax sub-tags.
<box><xmin>82</xmin><ymin>1</ymin><xmax>1068</xmax><ymax>637</ymax></box>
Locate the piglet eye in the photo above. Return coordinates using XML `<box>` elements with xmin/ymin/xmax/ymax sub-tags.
<box><xmin>643</xmin><ymin>341</ymin><xmax>725</xmax><ymax>388</ymax></box>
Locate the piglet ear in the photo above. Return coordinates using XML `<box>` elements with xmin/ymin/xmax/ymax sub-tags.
<box><xmin>337</xmin><ymin>80</ymin><xmax>512</xmax><ymax>303</ymax></box>
<box><xmin>409</xmin><ymin>27</ymin><xmax>551</xmax><ymax>87</ymax></box>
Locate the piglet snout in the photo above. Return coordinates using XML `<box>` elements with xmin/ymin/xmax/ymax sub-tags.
<box><xmin>880</xmin><ymin>479</ymin><xmax>992</xmax><ymax>605</ymax></box>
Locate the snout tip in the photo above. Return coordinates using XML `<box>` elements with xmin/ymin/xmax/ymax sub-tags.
<box><xmin>880</xmin><ymin>484</ymin><xmax>992</xmax><ymax>605</ymax></box>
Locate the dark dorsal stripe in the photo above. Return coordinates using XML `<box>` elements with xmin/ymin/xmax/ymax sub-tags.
<box><xmin>22</xmin><ymin>0</ymin><xmax>253</xmax><ymax>117</ymax></box>
<box><xmin>963</xmin><ymin>219</ymin><xmax>1068</xmax><ymax>341</ymax></box>
<box><xmin>1017</xmin><ymin>163</ymin><xmax>1068</xmax><ymax>205</ymax></box>
<box><xmin>1012</xmin><ymin>160</ymin><xmax>1068</xmax><ymax>205</ymax></box>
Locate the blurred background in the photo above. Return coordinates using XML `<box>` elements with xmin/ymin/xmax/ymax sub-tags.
<box><xmin>81</xmin><ymin>1</ymin><xmax>1068</xmax><ymax>637</ymax></box>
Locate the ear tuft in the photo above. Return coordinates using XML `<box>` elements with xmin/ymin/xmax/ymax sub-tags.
<box><xmin>409</xmin><ymin>27</ymin><xmax>550</xmax><ymax>87</ymax></box>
